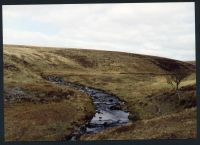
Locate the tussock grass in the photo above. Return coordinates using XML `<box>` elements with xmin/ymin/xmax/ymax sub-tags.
<box><xmin>81</xmin><ymin>107</ymin><xmax>197</xmax><ymax>140</ymax></box>
<box><xmin>4</xmin><ymin>82</ymin><xmax>95</xmax><ymax>141</ymax></box>
<box><xmin>4</xmin><ymin>44</ymin><xmax>196</xmax><ymax>140</ymax></box>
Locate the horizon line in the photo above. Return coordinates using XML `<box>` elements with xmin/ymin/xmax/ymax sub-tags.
<box><xmin>3</xmin><ymin>43</ymin><xmax>196</xmax><ymax>62</ymax></box>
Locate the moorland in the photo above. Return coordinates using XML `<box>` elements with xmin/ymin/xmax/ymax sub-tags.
<box><xmin>4</xmin><ymin>44</ymin><xmax>196</xmax><ymax>141</ymax></box>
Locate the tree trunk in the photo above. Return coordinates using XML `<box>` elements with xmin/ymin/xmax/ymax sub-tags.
<box><xmin>177</xmin><ymin>90</ymin><xmax>181</xmax><ymax>102</ymax></box>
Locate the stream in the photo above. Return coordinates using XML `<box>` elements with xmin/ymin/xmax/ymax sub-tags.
<box><xmin>45</xmin><ymin>76</ymin><xmax>130</xmax><ymax>140</ymax></box>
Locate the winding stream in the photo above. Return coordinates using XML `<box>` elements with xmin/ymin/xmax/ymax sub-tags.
<box><xmin>45</xmin><ymin>76</ymin><xmax>130</xmax><ymax>140</ymax></box>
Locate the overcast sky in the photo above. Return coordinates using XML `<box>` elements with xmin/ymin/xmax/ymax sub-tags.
<box><xmin>3</xmin><ymin>3</ymin><xmax>195</xmax><ymax>61</ymax></box>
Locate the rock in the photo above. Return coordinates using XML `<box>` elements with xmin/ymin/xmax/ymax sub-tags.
<box><xmin>109</xmin><ymin>99</ymin><xmax>113</xmax><ymax>102</ymax></box>
<box><xmin>96</xmin><ymin>110</ymin><xmax>101</xmax><ymax>114</ymax></box>
<box><xmin>103</xmin><ymin>122</ymin><xmax>110</xmax><ymax>127</ymax></box>
<box><xmin>110</xmin><ymin>104</ymin><xmax>122</xmax><ymax>110</ymax></box>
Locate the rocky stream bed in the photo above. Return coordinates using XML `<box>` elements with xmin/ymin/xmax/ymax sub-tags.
<box><xmin>45</xmin><ymin>76</ymin><xmax>130</xmax><ymax>140</ymax></box>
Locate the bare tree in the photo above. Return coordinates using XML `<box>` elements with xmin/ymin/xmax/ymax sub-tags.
<box><xmin>166</xmin><ymin>69</ymin><xmax>189</xmax><ymax>101</ymax></box>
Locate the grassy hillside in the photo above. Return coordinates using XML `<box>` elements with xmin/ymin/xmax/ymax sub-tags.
<box><xmin>186</xmin><ymin>61</ymin><xmax>196</xmax><ymax>66</ymax></box>
<box><xmin>4</xmin><ymin>44</ymin><xmax>194</xmax><ymax>86</ymax></box>
<box><xmin>81</xmin><ymin>107</ymin><xmax>196</xmax><ymax>140</ymax></box>
<box><xmin>4</xmin><ymin>81</ymin><xmax>95</xmax><ymax>141</ymax></box>
<box><xmin>4</xmin><ymin>44</ymin><xmax>196</xmax><ymax>141</ymax></box>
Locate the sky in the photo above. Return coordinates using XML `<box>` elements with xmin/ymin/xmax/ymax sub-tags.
<box><xmin>3</xmin><ymin>2</ymin><xmax>195</xmax><ymax>61</ymax></box>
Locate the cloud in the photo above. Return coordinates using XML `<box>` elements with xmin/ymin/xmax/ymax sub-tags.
<box><xmin>3</xmin><ymin>2</ymin><xmax>195</xmax><ymax>61</ymax></box>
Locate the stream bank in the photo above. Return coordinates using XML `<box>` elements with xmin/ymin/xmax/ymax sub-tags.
<box><xmin>44</xmin><ymin>75</ymin><xmax>130</xmax><ymax>140</ymax></box>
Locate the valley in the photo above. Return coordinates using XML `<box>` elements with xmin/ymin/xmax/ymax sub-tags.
<box><xmin>4</xmin><ymin>44</ymin><xmax>196</xmax><ymax>141</ymax></box>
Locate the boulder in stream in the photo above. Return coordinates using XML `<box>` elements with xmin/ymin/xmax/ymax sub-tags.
<box><xmin>109</xmin><ymin>103</ymin><xmax>122</xmax><ymax>110</ymax></box>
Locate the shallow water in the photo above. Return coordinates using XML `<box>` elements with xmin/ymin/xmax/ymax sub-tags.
<box><xmin>84</xmin><ymin>87</ymin><xmax>129</xmax><ymax>134</ymax></box>
<box><xmin>46</xmin><ymin>76</ymin><xmax>130</xmax><ymax>139</ymax></box>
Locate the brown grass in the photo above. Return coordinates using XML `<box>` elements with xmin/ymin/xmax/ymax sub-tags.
<box><xmin>4</xmin><ymin>80</ymin><xmax>95</xmax><ymax>141</ymax></box>
<box><xmin>81</xmin><ymin>107</ymin><xmax>197</xmax><ymax>140</ymax></box>
<box><xmin>5</xmin><ymin>94</ymin><xmax>95</xmax><ymax>141</ymax></box>
<box><xmin>4</xmin><ymin>44</ymin><xmax>196</xmax><ymax>140</ymax></box>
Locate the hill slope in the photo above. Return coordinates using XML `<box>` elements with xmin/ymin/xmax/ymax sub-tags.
<box><xmin>4</xmin><ymin>44</ymin><xmax>194</xmax><ymax>85</ymax></box>
<box><xmin>4</xmin><ymin>44</ymin><xmax>196</xmax><ymax>140</ymax></box>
